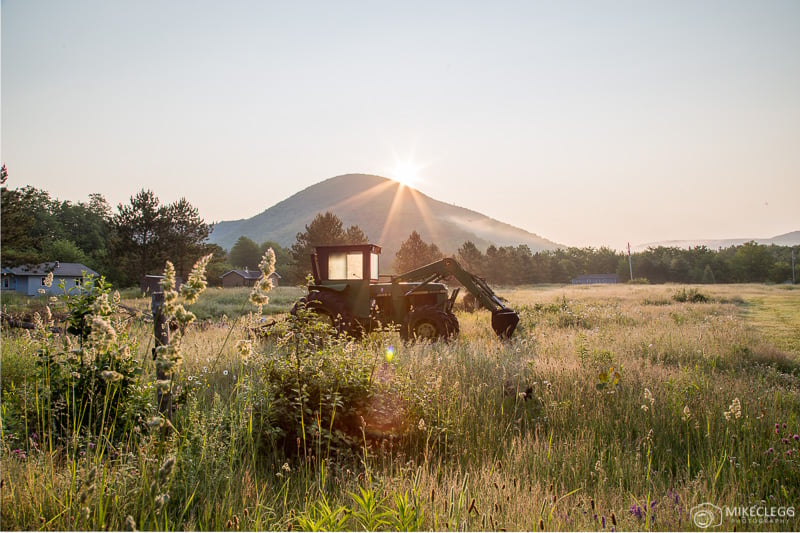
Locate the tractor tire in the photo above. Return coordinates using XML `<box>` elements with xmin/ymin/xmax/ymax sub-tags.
<box><xmin>293</xmin><ymin>290</ymin><xmax>355</xmax><ymax>335</ymax></box>
<box><xmin>402</xmin><ymin>307</ymin><xmax>458</xmax><ymax>341</ymax></box>
<box><xmin>445</xmin><ymin>313</ymin><xmax>460</xmax><ymax>335</ymax></box>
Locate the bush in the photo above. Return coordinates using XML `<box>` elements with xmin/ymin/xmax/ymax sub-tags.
<box><xmin>248</xmin><ymin>302</ymin><xmax>386</xmax><ymax>454</ymax></box>
<box><xmin>672</xmin><ymin>287</ymin><xmax>709</xmax><ymax>303</ymax></box>
<box><xmin>32</xmin><ymin>275</ymin><xmax>151</xmax><ymax>446</ymax></box>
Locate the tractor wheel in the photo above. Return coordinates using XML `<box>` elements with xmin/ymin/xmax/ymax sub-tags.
<box><xmin>403</xmin><ymin>307</ymin><xmax>457</xmax><ymax>341</ymax></box>
<box><xmin>445</xmin><ymin>313</ymin><xmax>460</xmax><ymax>335</ymax></box>
<box><xmin>294</xmin><ymin>290</ymin><xmax>354</xmax><ymax>335</ymax></box>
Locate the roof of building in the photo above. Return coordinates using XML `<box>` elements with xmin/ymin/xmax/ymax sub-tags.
<box><xmin>4</xmin><ymin>262</ymin><xmax>99</xmax><ymax>278</ymax></box>
<box><xmin>220</xmin><ymin>269</ymin><xmax>263</xmax><ymax>280</ymax></box>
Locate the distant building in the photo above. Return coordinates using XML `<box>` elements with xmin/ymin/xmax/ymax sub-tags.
<box><xmin>220</xmin><ymin>269</ymin><xmax>281</xmax><ymax>288</ymax></box>
<box><xmin>141</xmin><ymin>274</ymin><xmax>183</xmax><ymax>294</ymax></box>
<box><xmin>1</xmin><ymin>262</ymin><xmax>99</xmax><ymax>296</ymax></box>
<box><xmin>571</xmin><ymin>274</ymin><xmax>618</xmax><ymax>285</ymax></box>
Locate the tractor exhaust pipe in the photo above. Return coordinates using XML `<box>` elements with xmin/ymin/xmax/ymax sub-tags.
<box><xmin>491</xmin><ymin>308</ymin><xmax>519</xmax><ymax>338</ymax></box>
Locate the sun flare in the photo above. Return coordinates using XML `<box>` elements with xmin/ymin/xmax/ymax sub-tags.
<box><xmin>390</xmin><ymin>161</ymin><xmax>422</xmax><ymax>188</ymax></box>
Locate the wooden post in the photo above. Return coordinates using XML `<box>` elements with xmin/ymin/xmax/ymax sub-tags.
<box><xmin>151</xmin><ymin>291</ymin><xmax>172</xmax><ymax>419</ymax></box>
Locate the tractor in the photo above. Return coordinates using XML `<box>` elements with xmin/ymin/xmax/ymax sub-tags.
<box><xmin>292</xmin><ymin>243</ymin><xmax>519</xmax><ymax>340</ymax></box>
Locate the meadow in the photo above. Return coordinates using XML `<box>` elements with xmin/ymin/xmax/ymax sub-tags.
<box><xmin>1</xmin><ymin>280</ymin><xmax>798</xmax><ymax>531</ymax></box>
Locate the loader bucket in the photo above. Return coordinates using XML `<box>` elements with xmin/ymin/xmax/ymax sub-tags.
<box><xmin>491</xmin><ymin>309</ymin><xmax>519</xmax><ymax>338</ymax></box>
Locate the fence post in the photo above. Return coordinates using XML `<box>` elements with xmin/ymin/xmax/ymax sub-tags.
<box><xmin>151</xmin><ymin>291</ymin><xmax>172</xmax><ymax>419</ymax></box>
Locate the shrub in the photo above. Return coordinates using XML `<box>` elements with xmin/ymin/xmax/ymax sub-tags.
<box><xmin>672</xmin><ymin>287</ymin><xmax>709</xmax><ymax>303</ymax></box>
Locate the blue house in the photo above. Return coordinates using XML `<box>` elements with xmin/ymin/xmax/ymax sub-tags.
<box><xmin>1</xmin><ymin>262</ymin><xmax>99</xmax><ymax>296</ymax></box>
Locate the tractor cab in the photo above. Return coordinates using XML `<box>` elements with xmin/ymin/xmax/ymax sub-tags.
<box><xmin>310</xmin><ymin>244</ymin><xmax>382</xmax><ymax>318</ymax></box>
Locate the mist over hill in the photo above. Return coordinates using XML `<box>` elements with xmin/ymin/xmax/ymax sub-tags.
<box><xmin>210</xmin><ymin>174</ymin><xmax>560</xmax><ymax>262</ymax></box>
<box><xmin>632</xmin><ymin>231</ymin><xmax>800</xmax><ymax>252</ymax></box>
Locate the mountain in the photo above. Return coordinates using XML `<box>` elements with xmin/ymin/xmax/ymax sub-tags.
<box><xmin>209</xmin><ymin>174</ymin><xmax>560</xmax><ymax>266</ymax></box>
<box><xmin>632</xmin><ymin>231</ymin><xmax>800</xmax><ymax>252</ymax></box>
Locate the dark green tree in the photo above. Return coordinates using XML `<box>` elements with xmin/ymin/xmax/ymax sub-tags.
<box><xmin>394</xmin><ymin>230</ymin><xmax>443</xmax><ymax>273</ymax></box>
<box><xmin>229</xmin><ymin>236</ymin><xmax>262</xmax><ymax>269</ymax></box>
<box><xmin>163</xmin><ymin>198</ymin><xmax>212</xmax><ymax>279</ymax></box>
<box><xmin>289</xmin><ymin>212</ymin><xmax>369</xmax><ymax>282</ymax></box>
<box><xmin>112</xmin><ymin>189</ymin><xmax>168</xmax><ymax>285</ymax></box>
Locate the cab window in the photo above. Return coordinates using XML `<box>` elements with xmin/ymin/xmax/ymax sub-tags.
<box><xmin>370</xmin><ymin>253</ymin><xmax>379</xmax><ymax>280</ymax></box>
<box><xmin>328</xmin><ymin>252</ymin><xmax>364</xmax><ymax>280</ymax></box>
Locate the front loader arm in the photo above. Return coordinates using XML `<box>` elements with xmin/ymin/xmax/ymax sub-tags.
<box><xmin>393</xmin><ymin>258</ymin><xmax>520</xmax><ymax>337</ymax></box>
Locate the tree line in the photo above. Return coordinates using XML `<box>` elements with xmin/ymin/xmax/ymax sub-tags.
<box><xmin>2</xmin><ymin>169</ymin><xmax>221</xmax><ymax>286</ymax></box>
<box><xmin>454</xmin><ymin>240</ymin><xmax>796</xmax><ymax>285</ymax></box>
<box><xmin>2</xmin><ymin>169</ymin><xmax>795</xmax><ymax>288</ymax></box>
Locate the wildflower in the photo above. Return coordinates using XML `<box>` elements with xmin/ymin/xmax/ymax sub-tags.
<box><xmin>794</xmin><ymin>434</ymin><xmax>799</xmax><ymax>441</ymax></box>
<box><xmin>681</xmin><ymin>405</ymin><xmax>692</xmax><ymax>422</ymax></box>
<box><xmin>154</xmin><ymin>493</ymin><xmax>169</xmax><ymax>510</ymax></box>
<box><xmin>181</xmin><ymin>254</ymin><xmax>213</xmax><ymax>304</ymax></box>
<box><xmin>724</xmin><ymin>398</ymin><xmax>742</xmax><ymax>420</ymax></box>
<box><xmin>249</xmin><ymin>249</ymin><xmax>276</xmax><ymax>307</ymax></box>
<box><xmin>100</xmin><ymin>370</ymin><xmax>124</xmax><ymax>383</ymax></box>
<box><xmin>766</xmin><ymin>447</ymin><xmax>774</xmax><ymax>454</ymax></box>
<box><xmin>92</xmin><ymin>293</ymin><xmax>113</xmax><ymax>316</ymax></box>
<box><xmin>629</xmin><ymin>504</ymin><xmax>644</xmax><ymax>520</ymax></box>
<box><xmin>418</xmin><ymin>418</ymin><xmax>426</xmax><ymax>431</ymax></box>
<box><xmin>236</xmin><ymin>340</ymin><xmax>253</xmax><ymax>361</ymax></box>
<box><xmin>91</xmin><ymin>316</ymin><xmax>117</xmax><ymax>352</ymax></box>
<box><xmin>146</xmin><ymin>416</ymin><xmax>165</xmax><ymax>429</ymax></box>
<box><xmin>281</xmin><ymin>462</ymin><xmax>291</xmax><ymax>473</ymax></box>
<box><xmin>159</xmin><ymin>457</ymin><xmax>176</xmax><ymax>480</ymax></box>
<box><xmin>385</xmin><ymin>345</ymin><xmax>395</xmax><ymax>363</ymax></box>
<box><xmin>124</xmin><ymin>515</ymin><xmax>137</xmax><ymax>531</ymax></box>
<box><xmin>155</xmin><ymin>380</ymin><xmax>172</xmax><ymax>393</ymax></box>
<box><xmin>43</xmin><ymin>271</ymin><xmax>54</xmax><ymax>288</ymax></box>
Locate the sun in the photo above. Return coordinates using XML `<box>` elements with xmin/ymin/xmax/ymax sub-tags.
<box><xmin>389</xmin><ymin>160</ymin><xmax>422</xmax><ymax>188</ymax></box>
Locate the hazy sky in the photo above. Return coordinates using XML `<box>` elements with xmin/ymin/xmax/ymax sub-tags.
<box><xmin>3</xmin><ymin>0</ymin><xmax>799</xmax><ymax>249</ymax></box>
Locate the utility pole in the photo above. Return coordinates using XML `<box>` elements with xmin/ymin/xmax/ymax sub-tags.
<box><xmin>628</xmin><ymin>242</ymin><xmax>633</xmax><ymax>281</ymax></box>
<box><xmin>793</xmin><ymin>249</ymin><xmax>796</xmax><ymax>285</ymax></box>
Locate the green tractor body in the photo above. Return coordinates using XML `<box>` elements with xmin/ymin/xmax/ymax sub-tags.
<box><xmin>294</xmin><ymin>244</ymin><xmax>519</xmax><ymax>340</ymax></box>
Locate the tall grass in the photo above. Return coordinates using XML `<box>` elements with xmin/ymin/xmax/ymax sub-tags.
<box><xmin>2</xmin><ymin>284</ymin><xmax>798</xmax><ymax>531</ymax></box>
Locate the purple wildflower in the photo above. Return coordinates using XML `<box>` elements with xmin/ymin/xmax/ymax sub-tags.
<box><xmin>601</xmin><ymin>516</ymin><xmax>606</xmax><ymax>528</ymax></box>
<box><xmin>629</xmin><ymin>505</ymin><xmax>644</xmax><ymax>520</ymax></box>
<box><xmin>794</xmin><ymin>434</ymin><xmax>799</xmax><ymax>441</ymax></box>
<box><xmin>767</xmin><ymin>447</ymin><xmax>774</xmax><ymax>454</ymax></box>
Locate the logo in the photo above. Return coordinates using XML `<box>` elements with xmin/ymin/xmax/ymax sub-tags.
<box><xmin>691</xmin><ymin>502</ymin><xmax>796</xmax><ymax>528</ymax></box>
<box><xmin>692</xmin><ymin>503</ymin><xmax>723</xmax><ymax>529</ymax></box>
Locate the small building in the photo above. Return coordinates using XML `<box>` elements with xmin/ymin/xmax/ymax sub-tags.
<box><xmin>141</xmin><ymin>274</ymin><xmax>183</xmax><ymax>294</ymax></box>
<box><xmin>220</xmin><ymin>269</ymin><xmax>280</xmax><ymax>288</ymax></box>
<box><xmin>1</xmin><ymin>262</ymin><xmax>99</xmax><ymax>296</ymax></box>
<box><xmin>571</xmin><ymin>273</ymin><xmax>618</xmax><ymax>285</ymax></box>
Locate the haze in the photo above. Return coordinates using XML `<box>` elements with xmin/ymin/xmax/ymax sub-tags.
<box><xmin>2</xmin><ymin>0</ymin><xmax>799</xmax><ymax>250</ymax></box>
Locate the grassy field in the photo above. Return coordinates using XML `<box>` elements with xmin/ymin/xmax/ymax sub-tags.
<box><xmin>1</xmin><ymin>283</ymin><xmax>798</xmax><ymax>531</ymax></box>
